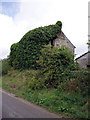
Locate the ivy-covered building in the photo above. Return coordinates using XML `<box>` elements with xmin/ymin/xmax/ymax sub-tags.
<box><xmin>9</xmin><ymin>21</ymin><xmax>75</xmax><ymax>69</ymax></box>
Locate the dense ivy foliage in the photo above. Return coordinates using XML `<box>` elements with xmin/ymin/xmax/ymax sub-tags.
<box><xmin>9</xmin><ymin>21</ymin><xmax>62</xmax><ymax>69</ymax></box>
<box><xmin>28</xmin><ymin>45</ymin><xmax>78</xmax><ymax>89</ymax></box>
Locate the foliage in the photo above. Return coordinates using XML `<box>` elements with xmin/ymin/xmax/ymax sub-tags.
<box><xmin>71</xmin><ymin>70</ymin><xmax>89</xmax><ymax>96</ymax></box>
<box><xmin>28</xmin><ymin>45</ymin><xmax>77</xmax><ymax>89</ymax></box>
<box><xmin>2</xmin><ymin>68</ymin><xmax>89</xmax><ymax>119</ymax></box>
<box><xmin>2</xmin><ymin>59</ymin><xmax>12</xmax><ymax>75</ymax></box>
<box><xmin>9</xmin><ymin>21</ymin><xmax>62</xmax><ymax>69</ymax></box>
<box><xmin>0</xmin><ymin>61</ymin><xmax>2</xmax><ymax>76</ymax></box>
<box><xmin>58</xmin><ymin>69</ymin><xmax>89</xmax><ymax>96</ymax></box>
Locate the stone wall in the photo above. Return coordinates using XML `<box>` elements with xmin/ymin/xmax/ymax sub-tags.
<box><xmin>49</xmin><ymin>32</ymin><xmax>75</xmax><ymax>54</ymax></box>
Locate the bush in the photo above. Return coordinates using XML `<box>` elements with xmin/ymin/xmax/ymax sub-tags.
<box><xmin>28</xmin><ymin>77</ymin><xmax>45</xmax><ymax>90</ymax></box>
<box><xmin>2</xmin><ymin>59</ymin><xmax>12</xmax><ymax>75</ymax></box>
<box><xmin>70</xmin><ymin>70</ymin><xmax>89</xmax><ymax>95</ymax></box>
<box><xmin>28</xmin><ymin>45</ymin><xmax>78</xmax><ymax>89</ymax></box>
<box><xmin>9</xmin><ymin>21</ymin><xmax>62</xmax><ymax>69</ymax></box>
<box><xmin>58</xmin><ymin>69</ymin><xmax>89</xmax><ymax>95</ymax></box>
<box><xmin>0</xmin><ymin>61</ymin><xmax>2</xmax><ymax>76</ymax></box>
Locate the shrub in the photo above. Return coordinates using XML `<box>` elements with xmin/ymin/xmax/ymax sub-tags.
<box><xmin>28</xmin><ymin>45</ymin><xmax>78</xmax><ymax>89</ymax></box>
<box><xmin>9</xmin><ymin>21</ymin><xmax>62</xmax><ymax>69</ymax></box>
<box><xmin>38</xmin><ymin>45</ymin><xmax>75</xmax><ymax>87</ymax></box>
<box><xmin>28</xmin><ymin>77</ymin><xmax>45</xmax><ymax>90</ymax></box>
<box><xmin>58</xmin><ymin>69</ymin><xmax>89</xmax><ymax>95</ymax></box>
<box><xmin>70</xmin><ymin>70</ymin><xmax>89</xmax><ymax>95</ymax></box>
<box><xmin>0</xmin><ymin>61</ymin><xmax>2</xmax><ymax>76</ymax></box>
<box><xmin>2</xmin><ymin>59</ymin><xmax>12</xmax><ymax>75</ymax></box>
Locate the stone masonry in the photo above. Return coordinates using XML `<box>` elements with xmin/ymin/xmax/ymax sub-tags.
<box><xmin>49</xmin><ymin>31</ymin><xmax>75</xmax><ymax>54</ymax></box>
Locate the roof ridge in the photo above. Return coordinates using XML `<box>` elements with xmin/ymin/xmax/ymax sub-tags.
<box><xmin>75</xmin><ymin>51</ymin><xmax>89</xmax><ymax>60</ymax></box>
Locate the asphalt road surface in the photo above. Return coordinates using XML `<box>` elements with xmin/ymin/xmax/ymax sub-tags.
<box><xmin>1</xmin><ymin>90</ymin><xmax>62</xmax><ymax>118</ymax></box>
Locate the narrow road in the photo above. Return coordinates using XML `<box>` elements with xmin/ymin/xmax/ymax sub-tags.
<box><xmin>1</xmin><ymin>90</ymin><xmax>62</xmax><ymax>118</ymax></box>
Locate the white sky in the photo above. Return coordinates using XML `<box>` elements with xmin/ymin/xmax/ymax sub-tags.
<box><xmin>0</xmin><ymin>0</ymin><xmax>89</xmax><ymax>60</ymax></box>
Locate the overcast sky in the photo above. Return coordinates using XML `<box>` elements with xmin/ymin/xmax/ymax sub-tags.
<box><xmin>0</xmin><ymin>0</ymin><xmax>89</xmax><ymax>60</ymax></box>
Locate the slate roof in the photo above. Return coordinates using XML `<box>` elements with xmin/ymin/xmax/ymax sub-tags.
<box><xmin>75</xmin><ymin>52</ymin><xmax>90</xmax><ymax>60</ymax></box>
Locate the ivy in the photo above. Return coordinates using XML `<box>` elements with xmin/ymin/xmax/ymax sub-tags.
<box><xmin>9</xmin><ymin>21</ymin><xmax>62</xmax><ymax>69</ymax></box>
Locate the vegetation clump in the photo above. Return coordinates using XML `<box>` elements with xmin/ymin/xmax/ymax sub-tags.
<box><xmin>1</xmin><ymin>59</ymin><xmax>12</xmax><ymax>75</ymax></box>
<box><xmin>9</xmin><ymin>21</ymin><xmax>62</xmax><ymax>69</ymax></box>
<box><xmin>28</xmin><ymin>45</ymin><xmax>79</xmax><ymax>89</ymax></box>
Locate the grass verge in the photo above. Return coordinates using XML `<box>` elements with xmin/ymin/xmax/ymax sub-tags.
<box><xmin>2</xmin><ymin>69</ymin><xmax>89</xmax><ymax>119</ymax></box>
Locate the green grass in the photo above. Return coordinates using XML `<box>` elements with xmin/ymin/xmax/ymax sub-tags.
<box><xmin>2</xmin><ymin>69</ymin><xmax>89</xmax><ymax>119</ymax></box>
